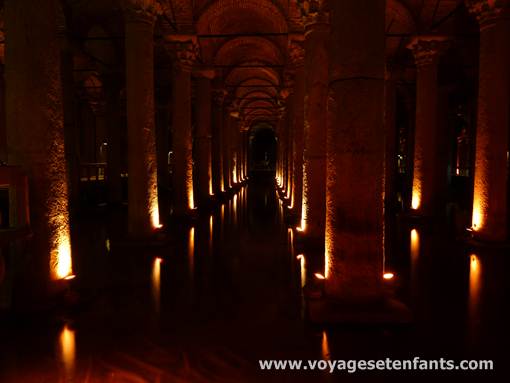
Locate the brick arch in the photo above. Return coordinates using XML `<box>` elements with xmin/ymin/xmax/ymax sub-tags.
<box><xmin>196</xmin><ymin>0</ymin><xmax>288</xmax><ymax>35</ymax></box>
<box><xmin>214</xmin><ymin>36</ymin><xmax>284</xmax><ymax>66</ymax></box>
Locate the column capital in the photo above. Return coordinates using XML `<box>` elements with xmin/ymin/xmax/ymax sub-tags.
<box><xmin>288</xmin><ymin>40</ymin><xmax>305</xmax><ymax>69</ymax></box>
<box><xmin>296</xmin><ymin>0</ymin><xmax>330</xmax><ymax>26</ymax></box>
<box><xmin>466</xmin><ymin>0</ymin><xmax>510</xmax><ymax>28</ymax></box>
<box><xmin>407</xmin><ymin>36</ymin><xmax>450</xmax><ymax>68</ymax></box>
<box><xmin>123</xmin><ymin>0</ymin><xmax>161</xmax><ymax>24</ymax></box>
<box><xmin>212</xmin><ymin>88</ymin><xmax>228</xmax><ymax>106</ymax></box>
<box><xmin>193</xmin><ymin>67</ymin><xmax>216</xmax><ymax>80</ymax></box>
<box><xmin>169</xmin><ymin>37</ymin><xmax>200</xmax><ymax>71</ymax></box>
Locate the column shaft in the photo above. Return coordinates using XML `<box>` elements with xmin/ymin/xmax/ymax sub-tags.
<box><xmin>301</xmin><ymin>21</ymin><xmax>328</xmax><ymax>239</ymax></box>
<box><xmin>126</xmin><ymin>14</ymin><xmax>159</xmax><ymax>235</ymax></box>
<box><xmin>470</xmin><ymin>4</ymin><xmax>510</xmax><ymax>240</ymax></box>
<box><xmin>171</xmin><ymin>66</ymin><xmax>194</xmax><ymax>214</ymax></box>
<box><xmin>195</xmin><ymin>76</ymin><xmax>213</xmax><ymax>206</ymax></box>
<box><xmin>5</xmin><ymin>0</ymin><xmax>73</xmax><ymax>282</ymax></box>
<box><xmin>325</xmin><ymin>0</ymin><xmax>386</xmax><ymax>300</ymax></box>
<box><xmin>211</xmin><ymin>90</ymin><xmax>224</xmax><ymax>194</ymax></box>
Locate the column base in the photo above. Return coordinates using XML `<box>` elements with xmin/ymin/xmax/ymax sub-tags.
<box><xmin>465</xmin><ymin>230</ymin><xmax>510</xmax><ymax>250</ymax></box>
<box><xmin>284</xmin><ymin>206</ymin><xmax>300</xmax><ymax>226</ymax></box>
<box><xmin>294</xmin><ymin>230</ymin><xmax>324</xmax><ymax>253</ymax></box>
<box><xmin>305</xmin><ymin>294</ymin><xmax>412</xmax><ymax>325</ymax></box>
<box><xmin>171</xmin><ymin>208</ymin><xmax>199</xmax><ymax>222</ymax></box>
<box><xmin>400</xmin><ymin>210</ymin><xmax>446</xmax><ymax>225</ymax></box>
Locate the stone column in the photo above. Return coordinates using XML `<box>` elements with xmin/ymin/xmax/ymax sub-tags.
<box><xmin>230</xmin><ymin>114</ymin><xmax>240</xmax><ymax>186</ymax></box>
<box><xmin>467</xmin><ymin>0</ymin><xmax>510</xmax><ymax>241</ymax></box>
<box><xmin>240</xmin><ymin>128</ymin><xmax>247</xmax><ymax>181</ymax></box>
<box><xmin>300</xmin><ymin>8</ymin><xmax>328</xmax><ymax>241</ymax></box>
<box><xmin>155</xmin><ymin>88</ymin><xmax>171</xmax><ymax>225</ymax></box>
<box><xmin>194</xmin><ymin>69</ymin><xmax>214</xmax><ymax>207</ymax></box>
<box><xmin>171</xmin><ymin>40</ymin><xmax>197</xmax><ymax>215</ymax></box>
<box><xmin>384</xmin><ymin>66</ymin><xmax>398</xmax><ymax>213</ymax></box>
<box><xmin>222</xmin><ymin>106</ymin><xmax>233</xmax><ymax>191</ymax></box>
<box><xmin>0</xmin><ymin>65</ymin><xmax>7</xmax><ymax>164</ymax></box>
<box><xmin>407</xmin><ymin>36</ymin><xmax>450</xmax><ymax>217</ymax></box>
<box><xmin>325</xmin><ymin>0</ymin><xmax>386</xmax><ymax>300</ymax></box>
<box><xmin>5</xmin><ymin>0</ymin><xmax>73</xmax><ymax>281</ymax></box>
<box><xmin>60</xmin><ymin>43</ymin><xmax>81</xmax><ymax>213</ymax></box>
<box><xmin>211</xmin><ymin>88</ymin><xmax>226</xmax><ymax>194</ymax></box>
<box><xmin>103</xmin><ymin>76</ymin><xmax>123</xmax><ymax>205</ymax></box>
<box><xmin>289</xmin><ymin>41</ymin><xmax>305</xmax><ymax>216</ymax></box>
<box><xmin>125</xmin><ymin>4</ymin><xmax>160</xmax><ymax>235</ymax></box>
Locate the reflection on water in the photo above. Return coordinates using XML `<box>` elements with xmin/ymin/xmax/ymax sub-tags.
<box><xmin>58</xmin><ymin>324</ymin><xmax>76</xmax><ymax>378</ymax></box>
<box><xmin>188</xmin><ymin>227</ymin><xmax>195</xmax><ymax>281</ymax></box>
<box><xmin>468</xmin><ymin>253</ymin><xmax>482</xmax><ymax>345</ymax></box>
<box><xmin>3</xmin><ymin>179</ymin><xmax>510</xmax><ymax>382</ymax></box>
<box><xmin>152</xmin><ymin>257</ymin><xmax>162</xmax><ymax>314</ymax></box>
<box><xmin>321</xmin><ymin>331</ymin><xmax>330</xmax><ymax>360</ymax></box>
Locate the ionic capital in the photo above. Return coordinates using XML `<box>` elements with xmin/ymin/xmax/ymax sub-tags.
<box><xmin>407</xmin><ymin>36</ymin><xmax>450</xmax><ymax>68</ymax></box>
<box><xmin>296</xmin><ymin>0</ymin><xmax>330</xmax><ymax>26</ymax></box>
<box><xmin>466</xmin><ymin>0</ymin><xmax>510</xmax><ymax>29</ymax></box>
<box><xmin>124</xmin><ymin>0</ymin><xmax>161</xmax><ymax>24</ymax></box>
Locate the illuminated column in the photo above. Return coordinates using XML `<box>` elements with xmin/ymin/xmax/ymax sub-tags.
<box><xmin>467</xmin><ymin>0</ymin><xmax>510</xmax><ymax>241</ymax></box>
<box><xmin>325</xmin><ymin>0</ymin><xmax>385</xmax><ymax>300</ymax></box>
<box><xmin>289</xmin><ymin>41</ymin><xmax>305</xmax><ymax>215</ymax></box>
<box><xmin>0</xmin><ymin>65</ymin><xmax>7</xmax><ymax>164</ymax></box>
<box><xmin>222</xmin><ymin>106</ymin><xmax>233</xmax><ymax>191</ymax></box>
<box><xmin>103</xmin><ymin>76</ymin><xmax>123</xmax><ymax>205</ymax></box>
<box><xmin>407</xmin><ymin>36</ymin><xmax>450</xmax><ymax>216</ymax></box>
<box><xmin>211</xmin><ymin>88</ymin><xmax>226</xmax><ymax>194</ymax></box>
<box><xmin>384</xmin><ymin>66</ymin><xmax>398</xmax><ymax>213</ymax></box>
<box><xmin>194</xmin><ymin>69</ymin><xmax>215</xmax><ymax>206</ymax></box>
<box><xmin>300</xmin><ymin>8</ymin><xmax>328</xmax><ymax>239</ymax></box>
<box><xmin>155</xmin><ymin>89</ymin><xmax>171</xmax><ymax>225</ymax></box>
<box><xmin>242</xmin><ymin>129</ymin><xmax>248</xmax><ymax>180</ymax></box>
<box><xmin>5</xmin><ymin>0</ymin><xmax>73</xmax><ymax>281</ymax></box>
<box><xmin>230</xmin><ymin>114</ymin><xmax>241</xmax><ymax>186</ymax></box>
<box><xmin>171</xmin><ymin>40</ymin><xmax>197</xmax><ymax>214</ymax></box>
<box><xmin>125</xmin><ymin>4</ymin><xmax>160</xmax><ymax>235</ymax></box>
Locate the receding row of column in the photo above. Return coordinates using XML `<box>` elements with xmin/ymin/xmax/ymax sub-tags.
<box><xmin>2</xmin><ymin>0</ymin><xmax>249</xmax><ymax>289</ymax></box>
<box><xmin>276</xmin><ymin>0</ymin><xmax>510</xmax><ymax>307</ymax></box>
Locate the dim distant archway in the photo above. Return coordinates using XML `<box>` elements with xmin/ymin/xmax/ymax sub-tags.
<box><xmin>248</xmin><ymin>123</ymin><xmax>277</xmax><ymax>176</ymax></box>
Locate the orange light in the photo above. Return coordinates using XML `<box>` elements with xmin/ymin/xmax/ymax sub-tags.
<box><xmin>411</xmin><ymin>192</ymin><xmax>420</xmax><ymax>210</ymax></box>
<box><xmin>187</xmin><ymin>158</ymin><xmax>194</xmax><ymax>210</ymax></box>
<box><xmin>383</xmin><ymin>272</ymin><xmax>394</xmax><ymax>280</ymax></box>
<box><xmin>52</xmin><ymin>231</ymin><xmax>73</xmax><ymax>280</ymax></box>
<box><xmin>472</xmin><ymin>201</ymin><xmax>483</xmax><ymax>231</ymax></box>
<box><xmin>296</xmin><ymin>254</ymin><xmax>304</xmax><ymax>260</ymax></box>
<box><xmin>314</xmin><ymin>273</ymin><xmax>325</xmax><ymax>280</ymax></box>
<box><xmin>151</xmin><ymin>205</ymin><xmax>162</xmax><ymax>229</ymax></box>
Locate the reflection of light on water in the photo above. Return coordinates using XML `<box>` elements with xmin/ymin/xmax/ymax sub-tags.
<box><xmin>297</xmin><ymin>254</ymin><xmax>306</xmax><ymax>288</ymax></box>
<box><xmin>321</xmin><ymin>331</ymin><xmax>330</xmax><ymax>360</ymax></box>
<box><xmin>469</xmin><ymin>254</ymin><xmax>482</xmax><ymax>314</ymax></box>
<box><xmin>188</xmin><ymin>227</ymin><xmax>195</xmax><ymax>279</ymax></box>
<box><xmin>209</xmin><ymin>215</ymin><xmax>214</xmax><ymax>253</ymax></box>
<box><xmin>105</xmin><ymin>238</ymin><xmax>111</xmax><ymax>252</ymax></box>
<box><xmin>410</xmin><ymin>229</ymin><xmax>420</xmax><ymax>260</ymax></box>
<box><xmin>288</xmin><ymin>228</ymin><xmax>294</xmax><ymax>257</ymax></box>
<box><xmin>468</xmin><ymin>254</ymin><xmax>482</xmax><ymax>344</ymax></box>
<box><xmin>233</xmin><ymin>194</ymin><xmax>238</xmax><ymax>225</ymax></box>
<box><xmin>314</xmin><ymin>273</ymin><xmax>325</xmax><ymax>280</ymax></box>
<box><xmin>58</xmin><ymin>324</ymin><xmax>76</xmax><ymax>376</ymax></box>
<box><xmin>152</xmin><ymin>257</ymin><xmax>162</xmax><ymax>313</ymax></box>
